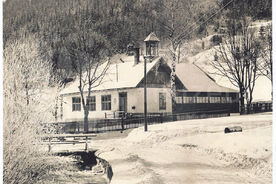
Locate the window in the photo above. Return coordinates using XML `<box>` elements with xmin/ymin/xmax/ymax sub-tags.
<box><xmin>159</xmin><ymin>93</ymin><xmax>166</xmax><ymax>110</ymax></box>
<box><xmin>183</xmin><ymin>96</ymin><xmax>196</xmax><ymax>103</ymax></box>
<box><xmin>197</xmin><ymin>97</ymin><xmax>201</xmax><ymax>103</ymax></box>
<box><xmin>221</xmin><ymin>97</ymin><xmax>227</xmax><ymax>103</ymax></box>
<box><xmin>176</xmin><ymin>96</ymin><xmax>183</xmax><ymax>104</ymax></box>
<box><xmin>72</xmin><ymin>97</ymin><xmax>81</xmax><ymax>111</ymax></box>
<box><xmin>188</xmin><ymin>97</ymin><xmax>196</xmax><ymax>103</ymax></box>
<box><xmin>197</xmin><ymin>97</ymin><xmax>208</xmax><ymax>103</ymax></box>
<box><xmin>209</xmin><ymin>97</ymin><xmax>215</xmax><ymax>103</ymax></box>
<box><xmin>203</xmin><ymin>97</ymin><xmax>208</xmax><ymax>103</ymax></box>
<box><xmin>87</xmin><ymin>96</ymin><xmax>96</xmax><ymax>111</ymax></box>
<box><xmin>215</xmin><ymin>97</ymin><xmax>221</xmax><ymax>103</ymax></box>
<box><xmin>209</xmin><ymin>96</ymin><xmax>221</xmax><ymax>103</ymax></box>
<box><xmin>197</xmin><ymin>97</ymin><xmax>204</xmax><ymax>103</ymax></box>
<box><xmin>101</xmin><ymin>95</ymin><xmax>111</xmax><ymax>110</ymax></box>
<box><xmin>227</xmin><ymin>97</ymin><xmax>232</xmax><ymax>103</ymax></box>
<box><xmin>183</xmin><ymin>97</ymin><xmax>188</xmax><ymax>103</ymax></box>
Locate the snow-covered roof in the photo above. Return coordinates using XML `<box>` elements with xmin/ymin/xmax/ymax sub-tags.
<box><xmin>60</xmin><ymin>55</ymin><xmax>162</xmax><ymax>95</ymax></box>
<box><xmin>176</xmin><ymin>63</ymin><xmax>238</xmax><ymax>93</ymax></box>
<box><xmin>144</xmin><ymin>32</ymin><xmax>160</xmax><ymax>42</ymax></box>
<box><xmin>60</xmin><ymin>54</ymin><xmax>238</xmax><ymax>95</ymax></box>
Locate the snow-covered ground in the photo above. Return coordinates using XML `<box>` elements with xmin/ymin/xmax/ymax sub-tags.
<box><xmin>91</xmin><ymin>113</ymin><xmax>272</xmax><ymax>184</ymax></box>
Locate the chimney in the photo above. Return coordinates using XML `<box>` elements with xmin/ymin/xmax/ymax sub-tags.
<box><xmin>127</xmin><ymin>43</ymin><xmax>134</xmax><ymax>56</ymax></box>
<box><xmin>133</xmin><ymin>47</ymin><xmax>140</xmax><ymax>64</ymax></box>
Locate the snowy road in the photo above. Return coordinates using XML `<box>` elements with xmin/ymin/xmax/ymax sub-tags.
<box><xmin>92</xmin><ymin>113</ymin><xmax>272</xmax><ymax>184</ymax></box>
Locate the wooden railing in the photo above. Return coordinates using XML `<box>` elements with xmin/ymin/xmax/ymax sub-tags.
<box><xmin>244</xmin><ymin>102</ymin><xmax>272</xmax><ymax>114</ymax></box>
<box><xmin>41</xmin><ymin>134</ymin><xmax>97</xmax><ymax>152</ymax></box>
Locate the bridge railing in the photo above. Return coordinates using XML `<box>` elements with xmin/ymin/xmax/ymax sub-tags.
<box><xmin>41</xmin><ymin>134</ymin><xmax>97</xmax><ymax>152</ymax></box>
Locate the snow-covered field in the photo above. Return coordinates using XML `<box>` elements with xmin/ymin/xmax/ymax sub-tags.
<box><xmin>92</xmin><ymin>113</ymin><xmax>272</xmax><ymax>184</ymax></box>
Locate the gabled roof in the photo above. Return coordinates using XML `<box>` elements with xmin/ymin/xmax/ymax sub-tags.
<box><xmin>175</xmin><ymin>63</ymin><xmax>238</xmax><ymax>93</ymax></box>
<box><xmin>144</xmin><ymin>32</ymin><xmax>160</xmax><ymax>42</ymax></box>
<box><xmin>60</xmin><ymin>56</ymin><xmax>163</xmax><ymax>95</ymax></box>
<box><xmin>60</xmin><ymin>55</ymin><xmax>238</xmax><ymax>95</ymax></box>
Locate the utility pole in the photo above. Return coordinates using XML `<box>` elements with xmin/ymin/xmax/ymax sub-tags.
<box><xmin>143</xmin><ymin>32</ymin><xmax>160</xmax><ymax>132</ymax></box>
<box><xmin>144</xmin><ymin>56</ymin><xmax>148</xmax><ymax>132</ymax></box>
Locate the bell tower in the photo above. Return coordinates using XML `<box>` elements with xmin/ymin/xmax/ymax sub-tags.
<box><xmin>144</xmin><ymin>32</ymin><xmax>160</xmax><ymax>58</ymax></box>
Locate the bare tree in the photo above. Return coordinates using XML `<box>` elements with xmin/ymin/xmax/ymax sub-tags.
<box><xmin>65</xmin><ymin>29</ymin><xmax>111</xmax><ymax>133</ymax></box>
<box><xmin>211</xmin><ymin>18</ymin><xmax>261</xmax><ymax>114</ymax></box>
<box><xmin>4</xmin><ymin>36</ymin><xmax>58</xmax><ymax>183</ymax></box>
<box><xmin>259</xmin><ymin>24</ymin><xmax>272</xmax><ymax>98</ymax></box>
<box><xmin>154</xmin><ymin>0</ymin><xmax>200</xmax><ymax>112</ymax></box>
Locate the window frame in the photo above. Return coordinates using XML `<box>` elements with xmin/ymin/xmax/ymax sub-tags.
<box><xmin>203</xmin><ymin>96</ymin><xmax>208</xmax><ymax>103</ymax></box>
<box><xmin>221</xmin><ymin>97</ymin><xmax>227</xmax><ymax>103</ymax></box>
<box><xmin>87</xmin><ymin>96</ymin><xmax>96</xmax><ymax>111</ymax></box>
<box><xmin>175</xmin><ymin>96</ymin><xmax>183</xmax><ymax>104</ymax></box>
<box><xmin>72</xmin><ymin>97</ymin><xmax>81</xmax><ymax>111</ymax></box>
<box><xmin>209</xmin><ymin>97</ymin><xmax>215</xmax><ymax>103</ymax></box>
<box><xmin>159</xmin><ymin>93</ymin><xmax>166</xmax><ymax>110</ymax></box>
<box><xmin>101</xmin><ymin>95</ymin><xmax>111</xmax><ymax>111</ymax></box>
<box><xmin>197</xmin><ymin>97</ymin><xmax>203</xmax><ymax>103</ymax></box>
<box><xmin>216</xmin><ymin>97</ymin><xmax>221</xmax><ymax>103</ymax></box>
<box><xmin>227</xmin><ymin>97</ymin><xmax>232</xmax><ymax>103</ymax></box>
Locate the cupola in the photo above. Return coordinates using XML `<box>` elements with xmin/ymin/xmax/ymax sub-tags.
<box><xmin>144</xmin><ymin>32</ymin><xmax>160</xmax><ymax>58</ymax></box>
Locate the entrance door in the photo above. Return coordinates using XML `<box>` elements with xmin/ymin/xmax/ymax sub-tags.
<box><xmin>119</xmin><ymin>92</ymin><xmax>127</xmax><ymax>117</ymax></box>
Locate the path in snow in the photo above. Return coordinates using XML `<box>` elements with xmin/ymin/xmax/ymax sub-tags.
<box><xmin>92</xmin><ymin>113</ymin><xmax>272</xmax><ymax>184</ymax></box>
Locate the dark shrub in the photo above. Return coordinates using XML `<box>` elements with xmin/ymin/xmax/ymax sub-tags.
<box><xmin>211</xmin><ymin>35</ymin><xmax>223</xmax><ymax>46</ymax></box>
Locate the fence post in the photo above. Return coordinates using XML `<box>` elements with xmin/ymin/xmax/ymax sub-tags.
<box><xmin>160</xmin><ymin>113</ymin><xmax>163</xmax><ymax>124</ymax></box>
<box><xmin>85</xmin><ymin>136</ymin><xmax>88</xmax><ymax>152</ymax></box>
<box><xmin>121</xmin><ymin>116</ymin><xmax>124</xmax><ymax>133</ymax></box>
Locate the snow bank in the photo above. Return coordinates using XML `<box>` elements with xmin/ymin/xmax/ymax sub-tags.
<box><xmin>94</xmin><ymin>113</ymin><xmax>272</xmax><ymax>184</ymax></box>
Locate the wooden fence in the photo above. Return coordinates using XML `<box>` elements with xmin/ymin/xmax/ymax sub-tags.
<box><xmin>243</xmin><ymin>102</ymin><xmax>272</xmax><ymax>114</ymax></box>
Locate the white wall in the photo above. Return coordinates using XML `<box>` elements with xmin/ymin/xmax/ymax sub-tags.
<box><xmin>146</xmin><ymin>88</ymin><xmax>172</xmax><ymax>113</ymax></box>
<box><xmin>58</xmin><ymin>87</ymin><xmax>172</xmax><ymax>122</ymax></box>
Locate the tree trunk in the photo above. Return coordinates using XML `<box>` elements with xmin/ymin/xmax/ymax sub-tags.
<box><xmin>271</xmin><ymin>82</ymin><xmax>273</xmax><ymax>102</ymax></box>
<box><xmin>84</xmin><ymin>109</ymin><xmax>89</xmax><ymax>133</ymax></box>
<box><xmin>177</xmin><ymin>43</ymin><xmax>181</xmax><ymax>63</ymax></box>
<box><xmin>171</xmin><ymin>53</ymin><xmax>176</xmax><ymax>116</ymax></box>
<box><xmin>246</xmin><ymin>103</ymin><xmax>250</xmax><ymax>114</ymax></box>
<box><xmin>270</xmin><ymin>68</ymin><xmax>273</xmax><ymax>101</ymax></box>
<box><xmin>239</xmin><ymin>89</ymin><xmax>245</xmax><ymax>115</ymax></box>
<box><xmin>248</xmin><ymin>88</ymin><xmax>254</xmax><ymax>114</ymax></box>
<box><xmin>79</xmin><ymin>83</ymin><xmax>89</xmax><ymax>133</ymax></box>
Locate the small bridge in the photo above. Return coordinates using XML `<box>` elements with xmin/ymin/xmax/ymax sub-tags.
<box><xmin>41</xmin><ymin>134</ymin><xmax>97</xmax><ymax>153</ymax></box>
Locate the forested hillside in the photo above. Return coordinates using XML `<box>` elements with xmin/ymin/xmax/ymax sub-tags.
<box><xmin>3</xmin><ymin>0</ymin><xmax>272</xmax><ymax>79</ymax></box>
<box><xmin>3</xmin><ymin>1</ymin><xmax>272</xmax><ymax>183</ymax></box>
